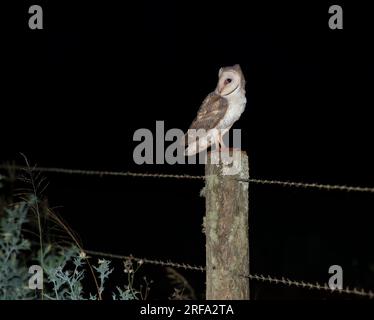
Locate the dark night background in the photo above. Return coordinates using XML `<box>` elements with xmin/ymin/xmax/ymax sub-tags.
<box><xmin>1</xmin><ymin>1</ymin><xmax>374</xmax><ymax>299</ymax></box>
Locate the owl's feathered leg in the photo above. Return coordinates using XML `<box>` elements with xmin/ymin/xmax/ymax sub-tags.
<box><xmin>218</xmin><ymin>130</ymin><xmax>229</xmax><ymax>151</ymax></box>
<box><xmin>219</xmin><ymin>129</ymin><xmax>242</xmax><ymax>152</ymax></box>
<box><xmin>210</xmin><ymin>129</ymin><xmax>220</xmax><ymax>153</ymax></box>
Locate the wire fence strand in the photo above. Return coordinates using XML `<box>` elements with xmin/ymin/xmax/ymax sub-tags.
<box><xmin>84</xmin><ymin>249</ymin><xmax>206</xmax><ymax>272</ymax></box>
<box><xmin>2</xmin><ymin>163</ymin><xmax>374</xmax><ymax>298</ymax></box>
<box><xmin>244</xmin><ymin>273</ymin><xmax>374</xmax><ymax>299</ymax></box>
<box><xmin>83</xmin><ymin>249</ymin><xmax>374</xmax><ymax>299</ymax></box>
<box><xmin>246</xmin><ymin>178</ymin><xmax>374</xmax><ymax>194</ymax></box>
<box><xmin>0</xmin><ymin>164</ymin><xmax>205</xmax><ymax>180</ymax></box>
<box><xmin>1</xmin><ymin>164</ymin><xmax>374</xmax><ymax>194</ymax></box>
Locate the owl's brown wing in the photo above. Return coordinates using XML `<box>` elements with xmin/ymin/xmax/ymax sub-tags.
<box><xmin>182</xmin><ymin>92</ymin><xmax>228</xmax><ymax>150</ymax></box>
<box><xmin>189</xmin><ymin>92</ymin><xmax>228</xmax><ymax>130</ymax></box>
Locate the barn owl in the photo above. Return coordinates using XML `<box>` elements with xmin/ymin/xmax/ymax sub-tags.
<box><xmin>184</xmin><ymin>64</ymin><xmax>246</xmax><ymax>156</ymax></box>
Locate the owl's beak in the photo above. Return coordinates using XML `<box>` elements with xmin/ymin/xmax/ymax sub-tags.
<box><xmin>217</xmin><ymin>84</ymin><xmax>224</xmax><ymax>94</ymax></box>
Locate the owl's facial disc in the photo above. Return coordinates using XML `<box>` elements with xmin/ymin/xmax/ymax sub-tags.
<box><xmin>216</xmin><ymin>70</ymin><xmax>241</xmax><ymax>96</ymax></box>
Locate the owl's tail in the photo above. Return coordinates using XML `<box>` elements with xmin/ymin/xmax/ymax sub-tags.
<box><xmin>183</xmin><ymin>129</ymin><xmax>218</xmax><ymax>156</ymax></box>
<box><xmin>184</xmin><ymin>140</ymin><xmax>211</xmax><ymax>156</ymax></box>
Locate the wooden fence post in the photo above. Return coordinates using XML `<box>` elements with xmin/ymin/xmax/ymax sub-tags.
<box><xmin>203</xmin><ymin>150</ymin><xmax>250</xmax><ymax>300</ymax></box>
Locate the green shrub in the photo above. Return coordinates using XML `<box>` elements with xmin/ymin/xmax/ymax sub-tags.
<box><xmin>0</xmin><ymin>179</ymin><xmax>143</xmax><ymax>300</ymax></box>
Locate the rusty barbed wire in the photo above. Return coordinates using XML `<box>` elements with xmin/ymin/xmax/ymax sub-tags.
<box><xmin>83</xmin><ymin>249</ymin><xmax>206</xmax><ymax>272</ymax></box>
<box><xmin>84</xmin><ymin>249</ymin><xmax>374</xmax><ymax>299</ymax></box>
<box><xmin>1</xmin><ymin>164</ymin><xmax>374</xmax><ymax>194</ymax></box>
<box><xmin>246</xmin><ymin>178</ymin><xmax>374</xmax><ymax>194</ymax></box>
<box><xmin>2</xmin><ymin>164</ymin><xmax>373</xmax><ymax>298</ymax></box>
<box><xmin>0</xmin><ymin>164</ymin><xmax>205</xmax><ymax>180</ymax></box>
<box><xmin>243</xmin><ymin>273</ymin><xmax>374</xmax><ymax>299</ymax></box>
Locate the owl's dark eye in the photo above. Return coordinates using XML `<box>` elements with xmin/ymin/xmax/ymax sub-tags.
<box><xmin>224</xmin><ymin>78</ymin><xmax>232</xmax><ymax>86</ymax></box>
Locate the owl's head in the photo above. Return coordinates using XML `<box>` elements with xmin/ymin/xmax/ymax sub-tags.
<box><xmin>215</xmin><ymin>64</ymin><xmax>245</xmax><ymax>96</ymax></box>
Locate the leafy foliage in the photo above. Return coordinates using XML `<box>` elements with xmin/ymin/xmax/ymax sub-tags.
<box><xmin>0</xmin><ymin>196</ymin><xmax>148</xmax><ymax>300</ymax></box>
<box><xmin>0</xmin><ymin>201</ymin><xmax>33</xmax><ymax>300</ymax></box>
<box><xmin>0</xmin><ymin>162</ymin><xmax>195</xmax><ymax>300</ymax></box>
<box><xmin>93</xmin><ymin>259</ymin><xmax>113</xmax><ymax>297</ymax></box>
<box><xmin>43</xmin><ymin>246</ymin><xmax>84</xmax><ymax>300</ymax></box>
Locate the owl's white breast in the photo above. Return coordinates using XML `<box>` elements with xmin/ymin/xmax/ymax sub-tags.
<box><xmin>217</xmin><ymin>89</ymin><xmax>246</xmax><ymax>130</ymax></box>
